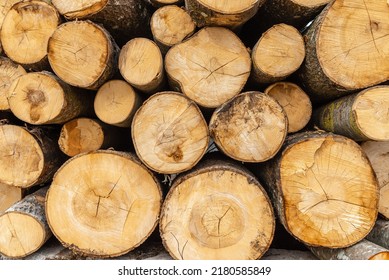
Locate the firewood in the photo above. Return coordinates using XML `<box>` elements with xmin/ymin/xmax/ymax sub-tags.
<box><xmin>165</xmin><ymin>27</ymin><xmax>251</xmax><ymax>109</ymax></box>
<box><xmin>253</xmin><ymin>131</ymin><xmax>379</xmax><ymax>248</ymax></box>
<box><xmin>209</xmin><ymin>91</ymin><xmax>287</xmax><ymax>162</ymax></box>
<box><xmin>299</xmin><ymin>0</ymin><xmax>389</xmax><ymax>103</ymax></box>
<box><xmin>94</xmin><ymin>80</ymin><xmax>142</xmax><ymax>128</ymax></box>
<box><xmin>146</xmin><ymin>0</ymin><xmax>183</xmax><ymax>8</ymax></box>
<box><xmin>150</xmin><ymin>5</ymin><xmax>196</xmax><ymax>54</ymax></box>
<box><xmin>0</xmin><ymin>57</ymin><xmax>26</xmax><ymax>111</ymax></box>
<box><xmin>46</xmin><ymin>150</ymin><xmax>162</xmax><ymax>258</ymax></box>
<box><xmin>264</xmin><ymin>82</ymin><xmax>312</xmax><ymax>133</ymax></box>
<box><xmin>119</xmin><ymin>38</ymin><xmax>165</xmax><ymax>94</ymax></box>
<box><xmin>0</xmin><ymin>183</ymin><xmax>22</xmax><ymax>213</ymax></box>
<box><xmin>0</xmin><ymin>187</ymin><xmax>51</xmax><ymax>258</ymax></box>
<box><xmin>366</xmin><ymin>219</ymin><xmax>389</xmax><ymax>250</ymax></box>
<box><xmin>160</xmin><ymin>158</ymin><xmax>275</xmax><ymax>260</ymax></box>
<box><xmin>48</xmin><ymin>20</ymin><xmax>119</xmax><ymax>90</ymax></box>
<box><xmin>0</xmin><ymin>124</ymin><xmax>64</xmax><ymax>188</ymax></box>
<box><xmin>132</xmin><ymin>91</ymin><xmax>209</xmax><ymax>174</ymax></box>
<box><xmin>309</xmin><ymin>239</ymin><xmax>389</xmax><ymax>260</ymax></box>
<box><xmin>0</xmin><ymin>0</ymin><xmax>20</xmax><ymax>28</ymax></box>
<box><xmin>313</xmin><ymin>86</ymin><xmax>389</xmax><ymax>141</ymax></box>
<box><xmin>0</xmin><ymin>1</ymin><xmax>60</xmax><ymax>71</ymax></box>
<box><xmin>7</xmin><ymin>71</ymin><xmax>94</xmax><ymax>125</ymax></box>
<box><xmin>360</xmin><ymin>141</ymin><xmax>389</xmax><ymax>219</ymax></box>
<box><xmin>251</xmin><ymin>24</ymin><xmax>305</xmax><ymax>84</ymax></box>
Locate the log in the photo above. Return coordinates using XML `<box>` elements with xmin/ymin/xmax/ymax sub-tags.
<box><xmin>0</xmin><ymin>1</ymin><xmax>60</xmax><ymax>71</ymax></box>
<box><xmin>360</xmin><ymin>141</ymin><xmax>389</xmax><ymax>219</ymax></box>
<box><xmin>0</xmin><ymin>183</ymin><xmax>22</xmax><ymax>213</ymax></box>
<box><xmin>48</xmin><ymin>20</ymin><xmax>119</xmax><ymax>90</ymax></box>
<box><xmin>119</xmin><ymin>38</ymin><xmax>165</xmax><ymax>94</ymax></box>
<box><xmin>185</xmin><ymin>0</ymin><xmax>264</xmax><ymax>29</ymax></box>
<box><xmin>160</xmin><ymin>158</ymin><xmax>275</xmax><ymax>260</ymax></box>
<box><xmin>0</xmin><ymin>1</ymin><xmax>20</xmax><ymax>28</ymax></box>
<box><xmin>251</xmin><ymin>24</ymin><xmax>305</xmax><ymax>85</ymax></box>
<box><xmin>146</xmin><ymin>0</ymin><xmax>183</xmax><ymax>8</ymax></box>
<box><xmin>253</xmin><ymin>131</ymin><xmax>379</xmax><ymax>248</ymax></box>
<box><xmin>309</xmin><ymin>240</ymin><xmax>389</xmax><ymax>260</ymax></box>
<box><xmin>261</xmin><ymin>248</ymin><xmax>317</xmax><ymax>260</ymax></box>
<box><xmin>165</xmin><ymin>27</ymin><xmax>251</xmax><ymax>109</ymax></box>
<box><xmin>132</xmin><ymin>91</ymin><xmax>209</xmax><ymax>174</ymax></box>
<box><xmin>0</xmin><ymin>187</ymin><xmax>51</xmax><ymax>258</ymax></box>
<box><xmin>58</xmin><ymin>118</ymin><xmax>128</xmax><ymax>157</ymax></box>
<box><xmin>209</xmin><ymin>91</ymin><xmax>287</xmax><ymax>163</ymax></box>
<box><xmin>94</xmin><ymin>80</ymin><xmax>142</xmax><ymax>128</ymax></box>
<box><xmin>7</xmin><ymin>71</ymin><xmax>94</xmax><ymax>125</ymax></box>
<box><xmin>298</xmin><ymin>0</ymin><xmax>389</xmax><ymax>103</ymax></box>
<box><xmin>0</xmin><ymin>56</ymin><xmax>26</xmax><ymax>111</ymax></box>
<box><xmin>313</xmin><ymin>86</ymin><xmax>389</xmax><ymax>141</ymax></box>
<box><xmin>46</xmin><ymin>150</ymin><xmax>162</xmax><ymax>258</ymax></box>
<box><xmin>366</xmin><ymin>219</ymin><xmax>389</xmax><ymax>250</ymax></box>
<box><xmin>264</xmin><ymin>82</ymin><xmax>312</xmax><ymax>133</ymax></box>
<box><xmin>150</xmin><ymin>5</ymin><xmax>196</xmax><ymax>54</ymax></box>
<box><xmin>52</xmin><ymin>0</ymin><xmax>152</xmax><ymax>46</ymax></box>
<box><xmin>0</xmin><ymin>124</ymin><xmax>64</xmax><ymax>188</ymax></box>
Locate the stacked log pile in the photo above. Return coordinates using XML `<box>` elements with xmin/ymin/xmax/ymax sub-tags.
<box><xmin>0</xmin><ymin>0</ymin><xmax>389</xmax><ymax>260</ymax></box>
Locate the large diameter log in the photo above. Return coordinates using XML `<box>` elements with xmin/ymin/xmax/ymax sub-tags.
<box><xmin>0</xmin><ymin>56</ymin><xmax>26</xmax><ymax>111</ymax></box>
<box><xmin>0</xmin><ymin>1</ymin><xmax>60</xmax><ymax>71</ymax></box>
<box><xmin>185</xmin><ymin>0</ymin><xmax>264</xmax><ymax>29</ymax></box>
<box><xmin>361</xmin><ymin>141</ymin><xmax>389</xmax><ymax>219</ymax></box>
<box><xmin>309</xmin><ymin>240</ymin><xmax>389</xmax><ymax>260</ymax></box>
<box><xmin>0</xmin><ymin>187</ymin><xmax>51</xmax><ymax>258</ymax></box>
<box><xmin>0</xmin><ymin>124</ymin><xmax>64</xmax><ymax>188</ymax></box>
<box><xmin>366</xmin><ymin>219</ymin><xmax>389</xmax><ymax>250</ymax></box>
<box><xmin>48</xmin><ymin>20</ymin><xmax>119</xmax><ymax>90</ymax></box>
<box><xmin>264</xmin><ymin>82</ymin><xmax>312</xmax><ymax>133</ymax></box>
<box><xmin>7</xmin><ymin>71</ymin><xmax>94</xmax><ymax>125</ymax></box>
<box><xmin>0</xmin><ymin>183</ymin><xmax>22</xmax><ymax>213</ymax></box>
<box><xmin>132</xmin><ymin>91</ymin><xmax>209</xmax><ymax>174</ymax></box>
<box><xmin>94</xmin><ymin>80</ymin><xmax>142</xmax><ymax>128</ymax></box>
<box><xmin>313</xmin><ymin>86</ymin><xmax>389</xmax><ymax>141</ymax></box>
<box><xmin>46</xmin><ymin>150</ymin><xmax>162</xmax><ymax>258</ymax></box>
<box><xmin>254</xmin><ymin>131</ymin><xmax>379</xmax><ymax>248</ymax></box>
<box><xmin>209</xmin><ymin>91</ymin><xmax>287</xmax><ymax>163</ymax></box>
<box><xmin>52</xmin><ymin>0</ymin><xmax>151</xmax><ymax>46</ymax></box>
<box><xmin>165</xmin><ymin>27</ymin><xmax>251</xmax><ymax>109</ymax></box>
<box><xmin>150</xmin><ymin>5</ymin><xmax>196</xmax><ymax>55</ymax></box>
<box><xmin>298</xmin><ymin>0</ymin><xmax>389</xmax><ymax>103</ymax></box>
<box><xmin>160</xmin><ymin>158</ymin><xmax>275</xmax><ymax>260</ymax></box>
<box><xmin>119</xmin><ymin>38</ymin><xmax>165</xmax><ymax>94</ymax></box>
<box><xmin>251</xmin><ymin>24</ymin><xmax>305</xmax><ymax>84</ymax></box>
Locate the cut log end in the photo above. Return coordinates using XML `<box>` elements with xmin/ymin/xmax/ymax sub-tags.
<box><xmin>52</xmin><ymin>0</ymin><xmax>108</xmax><ymax>19</ymax></box>
<box><xmin>0</xmin><ymin>183</ymin><xmax>22</xmax><ymax>213</ymax></box>
<box><xmin>132</xmin><ymin>92</ymin><xmax>209</xmax><ymax>174</ymax></box>
<box><xmin>209</xmin><ymin>91</ymin><xmax>287</xmax><ymax>162</ymax></box>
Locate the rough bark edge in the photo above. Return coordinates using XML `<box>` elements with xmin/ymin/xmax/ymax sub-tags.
<box><xmin>366</xmin><ymin>219</ymin><xmax>389</xmax><ymax>250</ymax></box>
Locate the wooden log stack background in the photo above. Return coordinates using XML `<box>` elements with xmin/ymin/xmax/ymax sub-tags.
<box><xmin>0</xmin><ymin>0</ymin><xmax>389</xmax><ymax>260</ymax></box>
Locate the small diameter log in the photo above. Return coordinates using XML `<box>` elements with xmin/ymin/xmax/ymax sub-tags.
<box><xmin>262</xmin><ymin>249</ymin><xmax>317</xmax><ymax>260</ymax></box>
<box><xmin>209</xmin><ymin>91</ymin><xmax>287</xmax><ymax>163</ymax></box>
<box><xmin>298</xmin><ymin>1</ymin><xmax>389</xmax><ymax>103</ymax></box>
<box><xmin>94</xmin><ymin>80</ymin><xmax>142</xmax><ymax>128</ymax></box>
<box><xmin>132</xmin><ymin>91</ymin><xmax>209</xmax><ymax>174</ymax></box>
<box><xmin>254</xmin><ymin>131</ymin><xmax>379</xmax><ymax>248</ymax></box>
<box><xmin>264</xmin><ymin>82</ymin><xmax>312</xmax><ymax>133</ymax></box>
<box><xmin>160</xmin><ymin>158</ymin><xmax>275</xmax><ymax>260</ymax></box>
<box><xmin>46</xmin><ymin>150</ymin><xmax>162</xmax><ymax>258</ymax></box>
<box><xmin>7</xmin><ymin>71</ymin><xmax>94</xmax><ymax>125</ymax></box>
<box><xmin>52</xmin><ymin>0</ymin><xmax>151</xmax><ymax>46</ymax></box>
<box><xmin>58</xmin><ymin>118</ymin><xmax>126</xmax><ymax>157</ymax></box>
<box><xmin>360</xmin><ymin>141</ymin><xmax>389</xmax><ymax>219</ymax></box>
<box><xmin>313</xmin><ymin>86</ymin><xmax>389</xmax><ymax>142</ymax></box>
<box><xmin>309</xmin><ymin>240</ymin><xmax>389</xmax><ymax>260</ymax></box>
<box><xmin>185</xmin><ymin>0</ymin><xmax>264</xmax><ymax>29</ymax></box>
<box><xmin>119</xmin><ymin>38</ymin><xmax>165</xmax><ymax>94</ymax></box>
<box><xmin>146</xmin><ymin>0</ymin><xmax>183</xmax><ymax>8</ymax></box>
<box><xmin>150</xmin><ymin>5</ymin><xmax>196</xmax><ymax>54</ymax></box>
<box><xmin>48</xmin><ymin>20</ymin><xmax>119</xmax><ymax>90</ymax></box>
<box><xmin>165</xmin><ymin>27</ymin><xmax>251</xmax><ymax>109</ymax></box>
<box><xmin>0</xmin><ymin>57</ymin><xmax>26</xmax><ymax>111</ymax></box>
<box><xmin>0</xmin><ymin>187</ymin><xmax>51</xmax><ymax>258</ymax></box>
<box><xmin>0</xmin><ymin>124</ymin><xmax>64</xmax><ymax>188</ymax></box>
<box><xmin>0</xmin><ymin>1</ymin><xmax>60</xmax><ymax>71</ymax></box>
<box><xmin>0</xmin><ymin>183</ymin><xmax>22</xmax><ymax>213</ymax></box>
<box><xmin>366</xmin><ymin>219</ymin><xmax>389</xmax><ymax>250</ymax></box>
<box><xmin>251</xmin><ymin>24</ymin><xmax>305</xmax><ymax>84</ymax></box>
